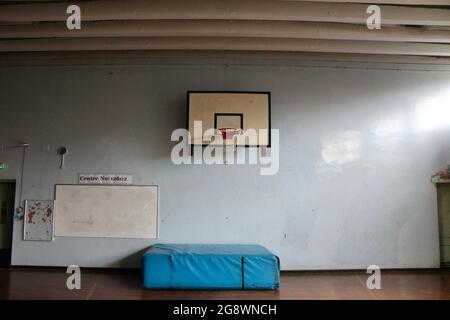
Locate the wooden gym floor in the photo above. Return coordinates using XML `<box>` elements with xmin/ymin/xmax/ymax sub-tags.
<box><xmin>0</xmin><ymin>267</ymin><xmax>449</xmax><ymax>300</ymax></box>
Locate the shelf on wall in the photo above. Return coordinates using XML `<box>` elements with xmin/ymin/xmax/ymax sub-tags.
<box><xmin>432</xmin><ymin>177</ymin><xmax>450</xmax><ymax>184</ymax></box>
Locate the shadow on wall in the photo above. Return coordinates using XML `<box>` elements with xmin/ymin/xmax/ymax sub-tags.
<box><xmin>116</xmin><ymin>247</ymin><xmax>149</xmax><ymax>269</ymax></box>
<box><xmin>145</xmin><ymin>96</ymin><xmax>187</xmax><ymax>160</ymax></box>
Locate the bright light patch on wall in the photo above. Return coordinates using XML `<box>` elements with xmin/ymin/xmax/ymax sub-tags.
<box><xmin>320</xmin><ymin>131</ymin><xmax>362</xmax><ymax>166</ymax></box>
<box><xmin>415</xmin><ymin>95</ymin><xmax>450</xmax><ymax>131</ymax></box>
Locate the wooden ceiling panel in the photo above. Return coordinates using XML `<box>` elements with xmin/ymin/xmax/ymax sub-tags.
<box><xmin>0</xmin><ymin>0</ymin><xmax>449</xmax><ymax>26</ymax></box>
<box><xmin>1</xmin><ymin>20</ymin><xmax>449</xmax><ymax>44</ymax></box>
<box><xmin>0</xmin><ymin>0</ymin><xmax>449</xmax><ymax>61</ymax></box>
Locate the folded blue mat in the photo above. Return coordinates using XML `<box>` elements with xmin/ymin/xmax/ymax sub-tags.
<box><xmin>142</xmin><ymin>244</ymin><xmax>280</xmax><ymax>289</ymax></box>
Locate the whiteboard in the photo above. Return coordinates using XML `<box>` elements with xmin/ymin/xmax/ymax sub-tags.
<box><xmin>54</xmin><ymin>185</ymin><xmax>158</xmax><ymax>239</ymax></box>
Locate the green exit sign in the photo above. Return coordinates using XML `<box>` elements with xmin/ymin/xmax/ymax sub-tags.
<box><xmin>0</xmin><ymin>163</ymin><xmax>6</xmax><ymax>170</ymax></box>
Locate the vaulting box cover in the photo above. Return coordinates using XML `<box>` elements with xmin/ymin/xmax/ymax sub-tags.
<box><xmin>142</xmin><ymin>244</ymin><xmax>280</xmax><ymax>289</ymax></box>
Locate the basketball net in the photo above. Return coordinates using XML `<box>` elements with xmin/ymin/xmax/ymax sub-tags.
<box><xmin>219</xmin><ymin>128</ymin><xmax>243</xmax><ymax>153</ymax></box>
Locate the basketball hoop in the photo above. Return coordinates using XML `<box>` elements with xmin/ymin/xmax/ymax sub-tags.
<box><xmin>217</xmin><ymin>128</ymin><xmax>242</xmax><ymax>157</ymax></box>
<box><xmin>218</xmin><ymin>128</ymin><xmax>243</xmax><ymax>141</ymax></box>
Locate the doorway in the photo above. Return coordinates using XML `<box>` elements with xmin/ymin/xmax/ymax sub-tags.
<box><xmin>437</xmin><ymin>184</ymin><xmax>450</xmax><ymax>267</ymax></box>
<box><xmin>0</xmin><ymin>181</ymin><xmax>15</xmax><ymax>267</ymax></box>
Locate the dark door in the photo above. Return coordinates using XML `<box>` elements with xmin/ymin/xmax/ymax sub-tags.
<box><xmin>438</xmin><ymin>184</ymin><xmax>450</xmax><ymax>267</ymax></box>
<box><xmin>0</xmin><ymin>181</ymin><xmax>15</xmax><ymax>266</ymax></box>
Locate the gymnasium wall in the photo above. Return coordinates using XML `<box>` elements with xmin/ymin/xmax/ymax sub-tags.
<box><xmin>0</xmin><ymin>59</ymin><xmax>449</xmax><ymax>269</ymax></box>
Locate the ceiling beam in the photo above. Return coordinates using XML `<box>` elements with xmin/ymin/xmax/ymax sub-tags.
<box><xmin>2</xmin><ymin>50</ymin><xmax>450</xmax><ymax>66</ymax></box>
<box><xmin>1</xmin><ymin>20</ymin><xmax>449</xmax><ymax>43</ymax></box>
<box><xmin>1</xmin><ymin>37</ymin><xmax>450</xmax><ymax>56</ymax></box>
<box><xmin>0</xmin><ymin>0</ymin><xmax>449</xmax><ymax>26</ymax></box>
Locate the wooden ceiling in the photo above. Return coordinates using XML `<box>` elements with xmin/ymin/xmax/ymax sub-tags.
<box><xmin>1</xmin><ymin>0</ymin><xmax>450</xmax><ymax>63</ymax></box>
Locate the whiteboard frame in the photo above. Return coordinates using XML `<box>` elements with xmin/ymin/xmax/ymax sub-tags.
<box><xmin>54</xmin><ymin>184</ymin><xmax>159</xmax><ymax>239</ymax></box>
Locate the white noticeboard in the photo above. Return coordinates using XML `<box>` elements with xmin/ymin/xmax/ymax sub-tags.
<box><xmin>54</xmin><ymin>185</ymin><xmax>158</xmax><ymax>239</ymax></box>
<box><xmin>24</xmin><ymin>200</ymin><xmax>55</xmax><ymax>241</ymax></box>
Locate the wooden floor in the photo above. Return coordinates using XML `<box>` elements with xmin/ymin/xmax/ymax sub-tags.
<box><xmin>0</xmin><ymin>267</ymin><xmax>449</xmax><ymax>300</ymax></box>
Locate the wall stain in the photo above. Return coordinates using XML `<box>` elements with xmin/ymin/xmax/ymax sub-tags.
<box><xmin>28</xmin><ymin>211</ymin><xmax>35</xmax><ymax>223</ymax></box>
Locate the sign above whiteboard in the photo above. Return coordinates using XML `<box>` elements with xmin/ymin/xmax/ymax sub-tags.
<box><xmin>78</xmin><ymin>173</ymin><xmax>133</xmax><ymax>185</ymax></box>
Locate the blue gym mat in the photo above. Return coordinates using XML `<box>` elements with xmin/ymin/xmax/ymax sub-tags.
<box><xmin>142</xmin><ymin>244</ymin><xmax>280</xmax><ymax>289</ymax></box>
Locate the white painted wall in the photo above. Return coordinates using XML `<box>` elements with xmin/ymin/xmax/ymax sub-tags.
<box><xmin>0</xmin><ymin>60</ymin><xmax>449</xmax><ymax>270</ymax></box>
